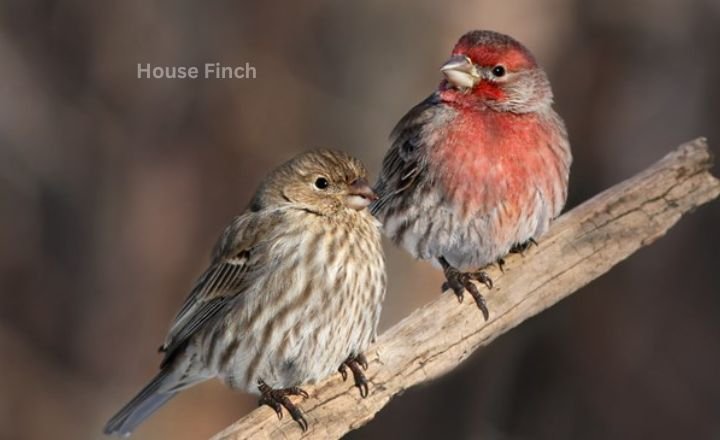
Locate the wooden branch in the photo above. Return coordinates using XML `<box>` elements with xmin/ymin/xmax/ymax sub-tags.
<box><xmin>211</xmin><ymin>138</ymin><xmax>720</xmax><ymax>440</ymax></box>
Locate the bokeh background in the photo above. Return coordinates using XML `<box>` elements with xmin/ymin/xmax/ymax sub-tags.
<box><xmin>1</xmin><ymin>0</ymin><xmax>719</xmax><ymax>439</ymax></box>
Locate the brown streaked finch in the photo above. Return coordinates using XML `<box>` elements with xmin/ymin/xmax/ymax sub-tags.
<box><xmin>372</xmin><ymin>30</ymin><xmax>572</xmax><ymax>319</ymax></box>
<box><xmin>104</xmin><ymin>149</ymin><xmax>386</xmax><ymax>435</ymax></box>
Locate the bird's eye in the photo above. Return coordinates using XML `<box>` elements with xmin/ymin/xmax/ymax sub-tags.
<box><xmin>491</xmin><ymin>65</ymin><xmax>506</xmax><ymax>77</ymax></box>
<box><xmin>314</xmin><ymin>177</ymin><xmax>329</xmax><ymax>190</ymax></box>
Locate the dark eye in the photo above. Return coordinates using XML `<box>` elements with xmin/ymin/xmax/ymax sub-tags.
<box><xmin>491</xmin><ymin>65</ymin><xmax>506</xmax><ymax>77</ymax></box>
<box><xmin>314</xmin><ymin>177</ymin><xmax>329</xmax><ymax>189</ymax></box>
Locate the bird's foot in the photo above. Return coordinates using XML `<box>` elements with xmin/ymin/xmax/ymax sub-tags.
<box><xmin>258</xmin><ymin>379</ymin><xmax>309</xmax><ymax>431</ymax></box>
<box><xmin>439</xmin><ymin>257</ymin><xmax>491</xmax><ymax>320</ymax></box>
<box><xmin>338</xmin><ymin>353</ymin><xmax>369</xmax><ymax>398</ymax></box>
<box><xmin>497</xmin><ymin>238</ymin><xmax>538</xmax><ymax>272</ymax></box>
<box><xmin>510</xmin><ymin>238</ymin><xmax>538</xmax><ymax>255</ymax></box>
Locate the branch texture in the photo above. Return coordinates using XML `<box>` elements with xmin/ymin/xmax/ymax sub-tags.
<box><xmin>212</xmin><ymin>138</ymin><xmax>720</xmax><ymax>440</ymax></box>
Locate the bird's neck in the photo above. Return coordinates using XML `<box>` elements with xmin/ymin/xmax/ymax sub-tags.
<box><xmin>438</xmin><ymin>83</ymin><xmax>551</xmax><ymax>114</ymax></box>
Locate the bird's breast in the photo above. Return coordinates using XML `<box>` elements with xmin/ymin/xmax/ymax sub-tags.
<box><xmin>429</xmin><ymin>110</ymin><xmax>555</xmax><ymax>219</ymax></box>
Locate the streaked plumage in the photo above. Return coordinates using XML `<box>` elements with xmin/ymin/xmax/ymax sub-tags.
<box><xmin>372</xmin><ymin>30</ymin><xmax>571</xmax><ymax>315</ymax></box>
<box><xmin>105</xmin><ymin>149</ymin><xmax>386</xmax><ymax>436</ymax></box>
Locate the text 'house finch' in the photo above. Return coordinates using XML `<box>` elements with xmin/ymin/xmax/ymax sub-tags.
<box><xmin>104</xmin><ymin>150</ymin><xmax>386</xmax><ymax>435</ymax></box>
<box><xmin>372</xmin><ymin>30</ymin><xmax>572</xmax><ymax>319</ymax></box>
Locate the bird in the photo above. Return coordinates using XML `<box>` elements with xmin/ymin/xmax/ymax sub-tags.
<box><xmin>104</xmin><ymin>149</ymin><xmax>386</xmax><ymax>436</ymax></box>
<box><xmin>371</xmin><ymin>30</ymin><xmax>572</xmax><ymax>320</ymax></box>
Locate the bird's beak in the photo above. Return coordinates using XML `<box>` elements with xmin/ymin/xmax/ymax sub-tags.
<box><xmin>346</xmin><ymin>178</ymin><xmax>378</xmax><ymax>210</ymax></box>
<box><xmin>440</xmin><ymin>55</ymin><xmax>480</xmax><ymax>89</ymax></box>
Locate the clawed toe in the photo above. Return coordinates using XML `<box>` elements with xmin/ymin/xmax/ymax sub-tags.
<box><xmin>340</xmin><ymin>353</ymin><xmax>370</xmax><ymax>398</ymax></box>
<box><xmin>258</xmin><ymin>380</ymin><xmax>309</xmax><ymax>431</ymax></box>
<box><xmin>510</xmin><ymin>238</ymin><xmax>537</xmax><ymax>254</ymax></box>
<box><xmin>470</xmin><ymin>270</ymin><xmax>493</xmax><ymax>289</ymax></box>
<box><xmin>439</xmin><ymin>257</ymin><xmax>491</xmax><ymax>320</ymax></box>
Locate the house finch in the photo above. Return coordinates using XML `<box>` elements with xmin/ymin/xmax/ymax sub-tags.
<box><xmin>372</xmin><ymin>30</ymin><xmax>572</xmax><ymax>319</ymax></box>
<box><xmin>104</xmin><ymin>150</ymin><xmax>386</xmax><ymax>435</ymax></box>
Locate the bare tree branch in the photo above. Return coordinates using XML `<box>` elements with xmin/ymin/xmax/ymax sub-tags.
<box><xmin>211</xmin><ymin>138</ymin><xmax>720</xmax><ymax>440</ymax></box>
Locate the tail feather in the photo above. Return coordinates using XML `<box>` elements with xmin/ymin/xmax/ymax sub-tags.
<box><xmin>104</xmin><ymin>369</ymin><xmax>178</xmax><ymax>436</ymax></box>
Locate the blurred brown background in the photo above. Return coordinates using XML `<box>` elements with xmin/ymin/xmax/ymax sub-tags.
<box><xmin>1</xmin><ymin>0</ymin><xmax>719</xmax><ymax>439</ymax></box>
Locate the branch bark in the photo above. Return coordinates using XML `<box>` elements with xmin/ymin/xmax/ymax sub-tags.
<box><xmin>211</xmin><ymin>138</ymin><xmax>720</xmax><ymax>440</ymax></box>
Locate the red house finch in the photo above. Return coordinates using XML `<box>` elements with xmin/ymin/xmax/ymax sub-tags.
<box><xmin>372</xmin><ymin>30</ymin><xmax>571</xmax><ymax>319</ymax></box>
<box><xmin>104</xmin><ymin>150</ymin><xmax>386</xmax><ymax>435</ymax></box>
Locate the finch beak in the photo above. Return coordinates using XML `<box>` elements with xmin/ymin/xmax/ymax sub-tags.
<box><xmin>441</xmin><ymin>55</ymin><xmax>480</xmax><ymax>89</ymax></box>
<box><xmin>346</xmin><ymin>178</ymin><xmax>378</xmax><ymax>210</ymax></box>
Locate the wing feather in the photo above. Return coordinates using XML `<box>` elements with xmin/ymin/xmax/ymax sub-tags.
<box><xmin>371</xmin><ymin>95</ymin><xmax>442</xmax><ymax>215</ymax></box>
<box><xmin>157</xmin><ymin>212</ymin><xmax>278</xmax><ymax>365</ymax></box>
